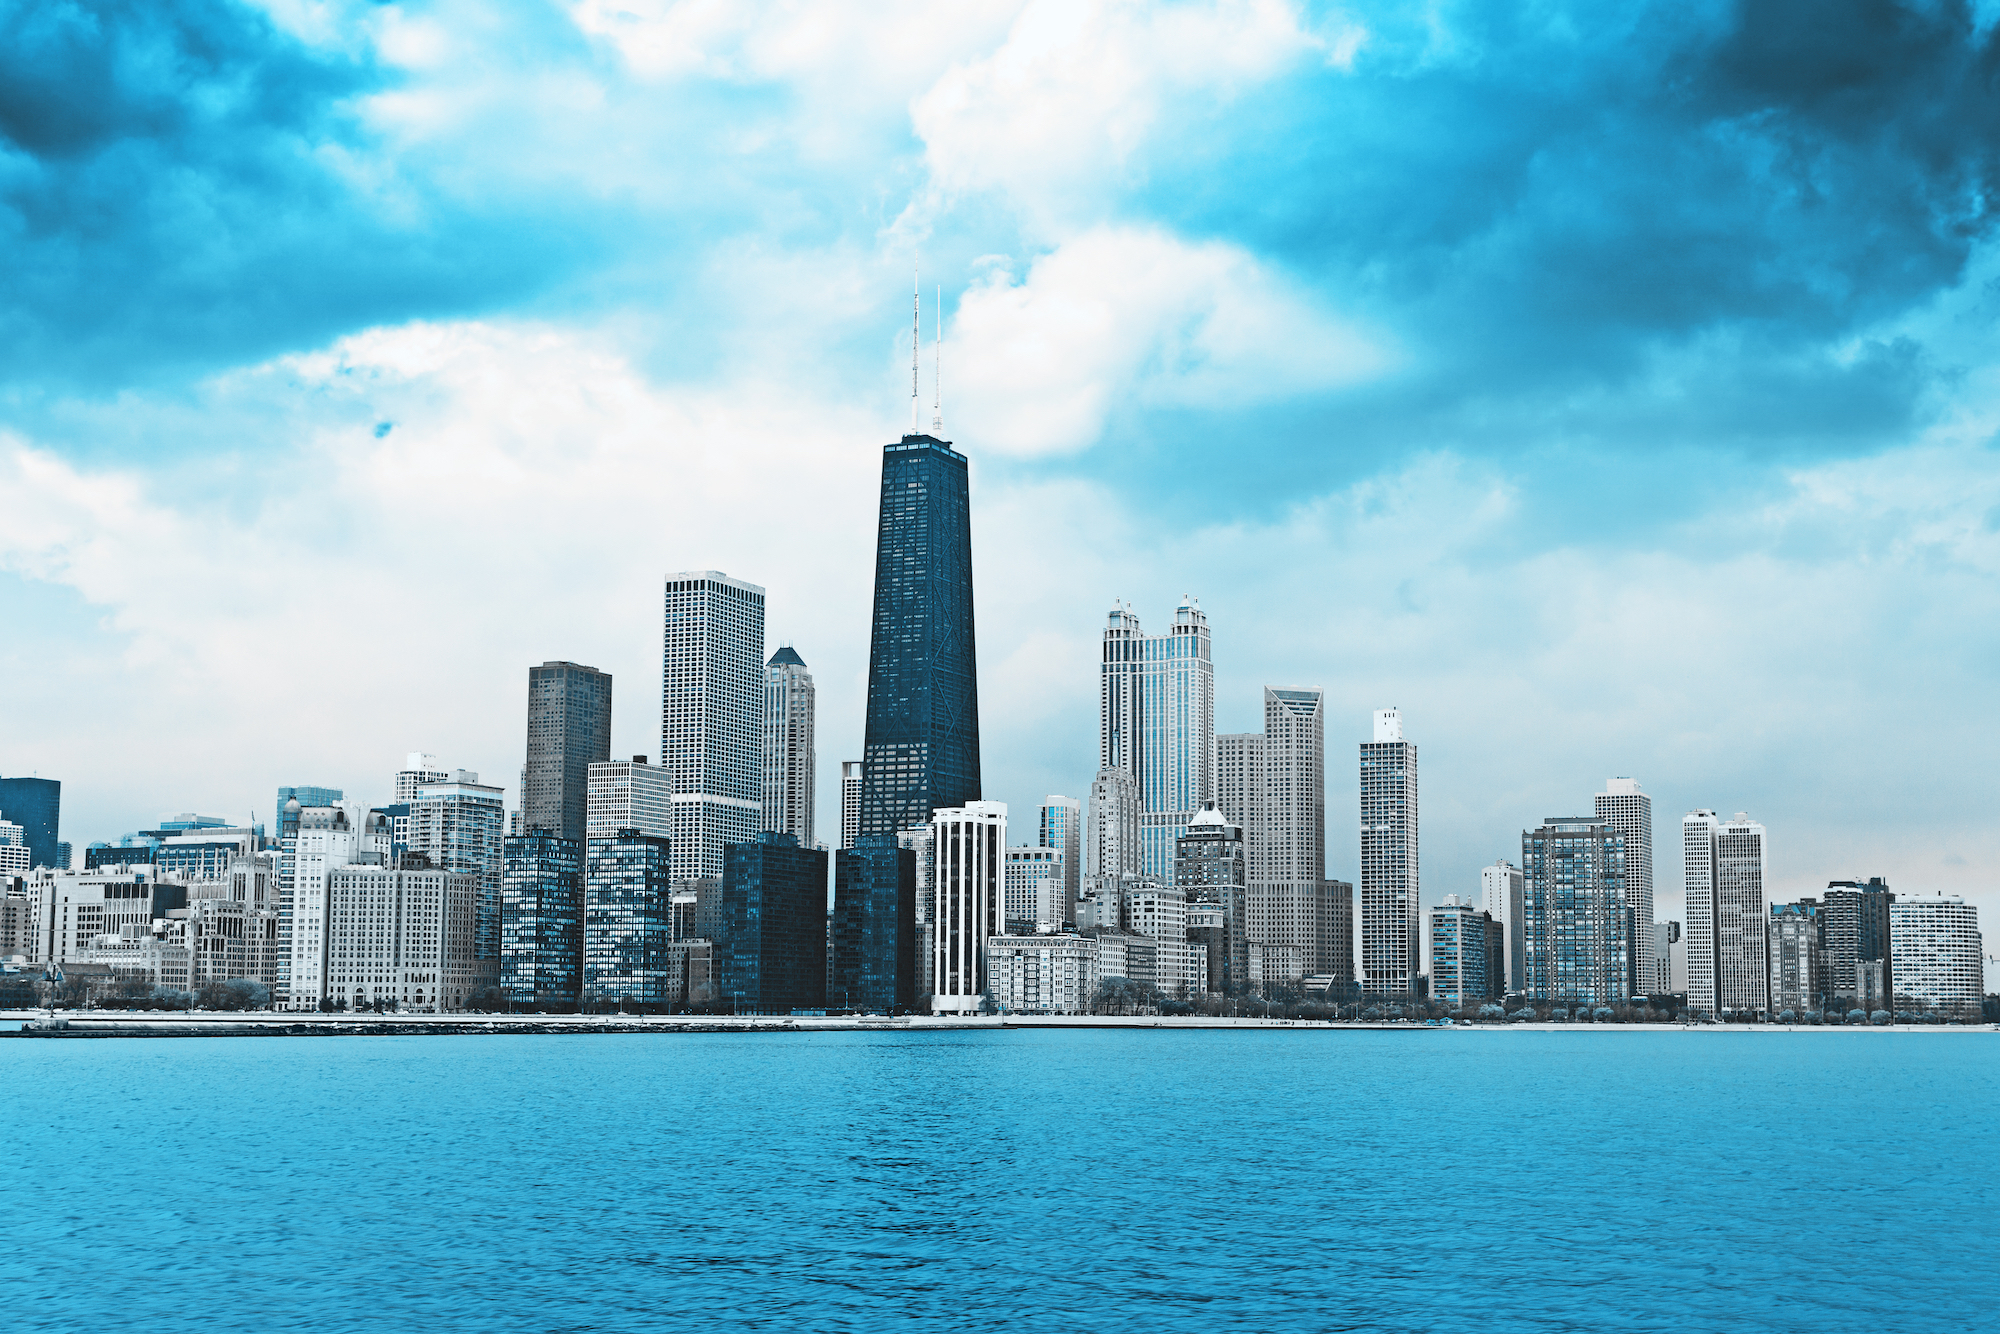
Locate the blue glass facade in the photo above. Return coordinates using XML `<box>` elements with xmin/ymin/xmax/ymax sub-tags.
<box><xmin>830</xmin><ymin>834</ymin><xmax>915</xmax><ymax>1012</ymax></box>
<box><xmin>717</xmin><ymin>832</ymin><xmax>828</xmax><ymax>1013</ymax></box>
<box><xmin>0</xmin><ymin>777</ymin><xmax>60</xmax><ymax>873</ymax></box>
<box><xmin>583</xmin><ymin>830</ymin><xmax>672</xmax><ymax>1008</ymax></box>
<box><xmin>503</xmin><ymin>832</ymin><xmax>582</xmax><ymax>1009</ymax></box>
<box><xmin>1521</xmin><ymin>818</ymin><xmax>1633</xmax><ymax>1005</ymax></box>
<box><xmin>276</xmin><ymin>786</ymin><xmax>343</xmax><ymax>841</ymax></box>
<box><xmin>858</xmin><ymin>435</ymin><xmax>981</xmax><ymax>838</ymax></box>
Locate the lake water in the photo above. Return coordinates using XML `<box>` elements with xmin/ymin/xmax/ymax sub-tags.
<box><xmin>3</xmin><ymin>1029</ymin><xmax>1994</xmax><ymax>1332</ymax></box>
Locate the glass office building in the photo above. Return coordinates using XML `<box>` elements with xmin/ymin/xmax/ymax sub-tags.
<box><xmin>502</xmin><ymin>831</ymin><xmax>582</xmax><ymax>1009</ymax></box>
<box><xmin>1521</xmin><ymin>816</ymin><xmax>1633</xmax><ymax>1006</ymax></box>
<box><xmin>0</xmin><ymin>777</ymin><xmax>60</xmax><ymax>873</ymax></box>
<box><xmin>583</xmin><ymin>830</ymin><xmax>672</xmax><ymax>1009</ymax></box>
<box><xmin>717</xmin><ymin>832</ymin><xmax>829</xmax><ymax>1013</ymax></box>
<box><xmin>858</xmin><ymin>434</ymin><xmax>981</xmax><ymax>839</ymax></box>
<box><xmin>831</xmin><ymin>834</ymin><xmax>915</xmax><ymax>1013</ymax></box>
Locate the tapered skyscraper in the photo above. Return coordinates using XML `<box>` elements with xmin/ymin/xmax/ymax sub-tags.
<box><xmin>858</xmin><ymin>434</ymin><xmax>981</xmax><ymax>837</ymax></box>
<box><xmin>762</xmin><ymin>646</ymin><xmax>815</xmax><ymax>846</ymax></box>
<box><xmin>523</xmin><ymin>661</ymin><xmax>612</xmax><ymax>846</ymax></box>
<box><xmin>1360</xmin><ymin>707</ymin><xmax>1420</xmax><ymax>994</ymax></box>
<box><xmin>1096</xmin><ymin>598</ymin><xmax>1215</xmax><ymax>877</ymax></box>
<box><xmin>662</xmin><ymin>571</ymin><xmax>766</xmax><ymax>883</ymax></box>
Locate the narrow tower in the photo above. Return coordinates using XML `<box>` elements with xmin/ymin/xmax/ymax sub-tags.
<box><xmin>1359</xmin><ymin>707</ymin><xmax>1420</xmax><ymax>994</ymax></box>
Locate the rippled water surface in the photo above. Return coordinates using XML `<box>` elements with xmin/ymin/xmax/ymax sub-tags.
<box><xmin>4</xmin><ymin>1029</ymin><xmax>1995</xmax><ymax>1332</ymax></box>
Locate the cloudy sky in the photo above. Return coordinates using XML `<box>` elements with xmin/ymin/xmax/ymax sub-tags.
<box><xmin>4</xmin><ymin>0</ymin><xmax>1998</xmax><ymax>977</ymax></box>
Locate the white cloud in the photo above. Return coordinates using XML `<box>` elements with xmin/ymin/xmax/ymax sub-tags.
<box><xmin>946</xmin><ymin>227</ymin><xmax>1393</xmax><ymax>455</ymax></box>
<box><xmin>913</xmin><ymin>0</ymin><xmax>1340</xmax><ymax>232</ymax></box>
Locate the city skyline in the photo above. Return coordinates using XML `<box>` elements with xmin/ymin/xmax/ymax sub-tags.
<box><xmin>6</xmin><ymin>6</ymin><xmax>2000</xmax><ymax>984</ymax></box>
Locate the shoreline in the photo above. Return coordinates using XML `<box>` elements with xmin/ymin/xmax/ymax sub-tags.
<box><xmin>2</xmin><ymin>1010</ymin><xmax>1993</xmax><ymax>1038</ymax></box>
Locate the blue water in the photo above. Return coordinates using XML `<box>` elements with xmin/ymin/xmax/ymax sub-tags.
<box><xmin>4</xmin><ymin>1029</ymin><xmax>1995</xmax><ymax>1332</ymax></box>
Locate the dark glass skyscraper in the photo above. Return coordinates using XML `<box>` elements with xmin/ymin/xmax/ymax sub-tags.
<box><xmin>716</xmin><ymin>832</ymin><xmax>828</xmax><ymax>1013</ymax></box>
<box><xmin>524</xmin><ymin>661</ymin><xmax>612</xmax><ymax>847</ymax></box>
<box><xmin>831</xmin><ymin>834</ymin><xmax>916</xmax><ymax>1013</ymax></box>
<box><xmin>859</xmin><ymin>435</ymin><xmax>981</xmax><ymax>837</ymax></box>
<box><xmin>0</xmin><ymin>777</ymin><xmax>60</xmax><ymax>872</ymax></box>
<box><xmin>503</xmin><ymin>831</ymin><xmax>583</xmax><ymax>1010</ymax></box>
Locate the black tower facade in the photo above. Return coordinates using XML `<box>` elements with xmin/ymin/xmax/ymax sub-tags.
<box><xmin>858</xmin><ymin>434</ymin><xmax>981</xmax><ymax>837</ymax></box>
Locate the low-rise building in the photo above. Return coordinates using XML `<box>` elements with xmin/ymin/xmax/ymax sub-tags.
<box><xmin>1085</xmin><ymin>926</ymin><xmax>1158</xmax><ymax>993</ymax></box>
<box><xmin>987</xmin><ymin>932</ymin><xmax>1100</xmax><ymax>1014</ymax></box>
<box><xmin>323</xmin><ymin>863</ymin><xmax>479</xmax><ymax>1012</ymax></box>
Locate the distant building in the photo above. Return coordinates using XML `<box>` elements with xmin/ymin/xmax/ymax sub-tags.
<box><xmin>156</xmin><ymin>827</ymin><xmax>260</xmax><ymax>883</ymax></box>
<box><xmin>1086</xmin><ymin>927</ymin><xmax>1158</xmax><ymax>992</ymax></box>
<box><xmin>1685</xmin><ymin>811</ymin><xmax>1769</xmax><ymax>1018</ymax></box>
<box><xmin>1002</xmin><ymin>846</ymin><xmax>1067</xmax><ymax>933</ymax></box>
<box><xmin>830</xmin><ymin>834</ymin><xmax>915</xmax><ymax>1013</ymax></box>
<box><xmin>321</xmin><ymin>863</ymin><xmax>478</xmax><ymax>1012</ymax></box>
<box><xmin>1360</xmin><ymin>708</ymin><xmax>1420</xmax><ymax>994</ymax></box>
<box><xmin>408</xmin><ymin>771</ymin><xmax>506</xmax><ymax>974</ymax></box>
<box><xmin>586</xmin><ymin>758</ymin><xmax>673</xmax><ymax>843</ymax></box>
<box><xmin>393</xmin><ymin>753</ymin><xmax>448</xmax><ymax>804</ymax></box>
<box><xmin>1822</xmin><ymin>879</ymin><xmax>1895</xmax><ymax>1012</ymax></box>
<box><xmin>180</xmin><ymin>853</ymin><xmax>280</xmax><ymax>991</ymax></box>
<box><xmin>1085</xmin><ymin>767</ymin><xmax>1141</xmax><ymax>881</ymax></box>
<box><xmin>1175</xmin><ymin>805</ymin><xmax>1248</xmax><ymax>996</ymax></box>
<box><xmin>1595</xmin><ymin>778</ymin><xmax>1657</xmax><ymax>992</ymax></box>
<box><xmin>1430</xmin><ymin>894</ymin><xmax>1501</xmax><ymax>1006</ymax></box>
<box><xmin>502</xmin><ymin>831</ymin><xmax>582</xmax><ymax>1009</ymax></box>
<box><xmin>0</xmin><ymin>777</ymin><xmax>60</xmax><ymax>873</ymax></box>
<box><xmin>1248</xmin><ymin>941</ymin><xmax>1306</xmax><ymax>994</ymax></box>
<box><xmin>662</xmin><ymin>570</ymin><xmax>767</xmax><ymax>883</ymax></box>
<box><xmin>1656</xmin><ymin>920</ymin><xmax>1680</xmax><ymax>996</ymax></box>
<box><xmin>1125</xmin><ymin>879</ymin><xmax>1190</xmax><ymax>997</ymax></box>
<box><xmin>930</xmin><ymin>802</ymin><xmax>1004</xmax><ymax>1014</ymax></box>
<box><xmin>1522</xmin><ymin>816</ymin><xmax>1633</xmax><ymax>1006</ymax></box>
<box><xmin>523</xmin><ymin>661</ymin><xmax>613</xmax><ymax>847</ymax></box>
<box><xmin>1215</xmin><ymin>732</ymin><xmax>1263</xmax><ymax>875</ymax></box>
<box><xmin>1481</xmin><ymin>860</ymin><xmax>1526</xmax><ymax>993</ymax></box>
<box><xmin>839</xmin><ymin>762</ymin><xmax>863</xmax><ymax>850</ymax></box>
<box><xmin>1767</xmin><ymin>900</ymin><xmax>1824</xmax><ymax>1014</ymax></box>
<box><xmin>858</xmin><ymin>435</ymin><xmax>981</xmax><ymax>839</ymax></box>
<box><xmin>284</xmin><ymin>807</ymin><xmax>392</xmax><ymax>1010</ymax></box>
<box><xmin>898</xmin><ymin>823</ymin><xmax>936</xmax><ymax>1003</ymax></box>
<box><xmin>987</xmin><ymin>932</ymin><xmax>1100</xmax><ymax>1014</ymax></box>
<box><xmin>1249</xmin><ymin>688</ymin><xmax>1329</xmax><ymax>978</ymax></box>
<box><xmin>276</xmin><ymin>787</ymin><xmax>343</xmax><ymax>842</ymax></box>
<box><xmin>0</xmin><ymin>817</ymin><xmax>26</xmax><ymax>880</ymax></box>
<box><xmin>716</xmin><ymin>832</ymin><xmax>828</xmax><ymax>1014</ymax></box>
<box><xmin>584</xmin><ymin>829</ymin><xmax>672</xmax><ymax>1009</ymax></box>
<box><xmin>762</xmin><ymin>646</ymin><xmax>815</xmax><ymax>846</ymax></box>
<box><xmin>1889</xmin><ymin>895</ymin><xmax>1983</xmax><ymax>1019</ymax></box>
<box><xmin>1038</xmin><ymin>796</ymin><xmax>1083</xmax><ymax>925</ymax></box>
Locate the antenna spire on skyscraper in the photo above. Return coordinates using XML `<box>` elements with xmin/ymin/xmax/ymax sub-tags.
<box><xmin>933</xmin><ymin>283</ymin><xmax>943</xmax><ymax>434</ymax></box>
<box><xmin>911</xmin><ymin>260</ymin><xmax>920</xmax><ymax>435</ymax></box>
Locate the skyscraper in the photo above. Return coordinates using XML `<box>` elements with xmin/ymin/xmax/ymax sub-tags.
<box><xmin>1360</xmin><ymin>707</ymin><xmax>1420</xmax><ymax>994</ymax></box>
<box><xmin>1685</xmin><ymin>810</ymin><xmax>1769</xmax><ymax>1018</ymax></box>
<box><xmin>1038</xmin><ymin>796</ymin><xmax>1082</xmax><ymax>924</ymax></box>
<box><xmin>1096</xmin><ymin>600</ymin><xmax>1215</xmax><ymax>878</ymax></box>
<box><xmin>1887</xmin><ymin>895</ymin><xmax>1983</xmax><ymax>1019</ymax></box>
<box><xmin>523</xmin><ymin>661</ymin><xmax>613</xmax><ymax>846</ymax></box>
<box><xmin>1480</xmin><ymin>859</ymin><xmax>1525</xmax><ymax>994</ymax></box>
<box><xmin>276</xmin><ymin>786</ymin><xmax>342</xmax><ymax>843</ymax></box>
<box><xmin>583</xmin><ymin>829</ymin><xmax>672</xmax><ymax>1009</ymax></box>
<box><xmin>859</xmin><ymin>433</ymin><xmax>981</xmax><ymax>838</ymax></box>
<box><xmin>1215</xmin><ymin>733</ymin><xmax>1263</xmax><ymax>869</ymax></box>
<box><xmin>1766</xmin><ymin>900</ymin><xmax>1823</xmax><ymax>1014</ymax></box>
<box><xmin>930</xmin><ymin>801</ymin><xmax>1004</xmax><ymax>1014</ymax></box>
<box><xmin>1084</xmin><ymin>767</ymin><xmax>1140</xmax><ymax>881</ymax></box>
<box><xmin>408</xmin><ymin>771</ymin><xmax>506</xmax><ymax>971</ymax></box>
<box><xmin>1175</xmin><ymin>805</ymin><xmax>1248</xmax><ymax>996</ymax></box>
<box><xmin>394</xmin><ymin>753</ymin><xmax>447</xmax><ymax>803</ymax></box>
<box><xmin>762</xmin><ymin>646</ymin><xmax>815</xmax><ymax>845</ymax></box>
<box><xmin>716</xmin><ymin>832</ymin><xmax>829</xmax><ymax>1013</ymax></box>
<box><xmin>839</xmin><ymin>762</ymin><xmax>863</xmax><ymax>850</ymax></box>
<box><xmin>662</xmin><ymin>571</ymin><xmax>767</xmax><ymax>883</ymax></box>
<box><xmin>1430</xmin><ymin>895</ymin><xmax>1502</xmax><ymax>1006</ymax></box>
<box><xmin>0</xmin><ymin>777</ymin><xmax>60</xmax><ymax>873</ymax></box>
<box><xmin>1594</xmin><ymin>777</ymin><xmax>1656</xmax><ymax>991</ymax></box>
<box><xmin>1247</xmin><ymin>688</ymin><xmax>1326</xmax><ymax>971</ymax></box>
<box><xmin>586</xmin><ymin>758</ymin><xmax>673</xmax><ymax>843</ymax></box>
<box><xmin>1521</xmin><ymin>816</ymin><xmax>1632</xmax><ymax>1005</ymax></box>
<box><xmin>831</xmin><ymin>834</ymin><xmax>916</xmax><ymax>1013</ymax></box>
<box><xmin>502</xmin><ymin>830</ymin><xmax>582</xmax><ymax>1010</ymax></box>
<box><xmin>1822</xmin><ymin>878</ymin><xmax>1894</xmax><ymax>1011</ymax></box>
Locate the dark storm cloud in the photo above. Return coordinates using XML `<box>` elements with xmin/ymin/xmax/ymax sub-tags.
<box><xmin>0</xmin><ymin>0</ymin><xmax>582</xmax><ymax>390</ymax></box>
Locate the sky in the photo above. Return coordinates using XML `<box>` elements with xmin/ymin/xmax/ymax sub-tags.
<box><xmin>3</xmin><ymin>0</ymin><xmax>1998</xmax><ymax>983</ymax></box>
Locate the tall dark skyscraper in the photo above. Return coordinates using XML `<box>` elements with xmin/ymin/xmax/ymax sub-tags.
<box><xmin>0</xmin><ymin>777</ymin><xmax>60</xmax><ymax>872</ymax></box>
<box><xmin>859</xmin><ymin>434</ymin><xmax>981</xmax><ymax>837</ymax></box>
<box><xmin>524</xmin><ymin>661</ymin><xmax>613</xmax><ymax>846</ymax></box>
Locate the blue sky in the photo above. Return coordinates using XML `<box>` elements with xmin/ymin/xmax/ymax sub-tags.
<box><xmin>4</xmin><ymin>0</ymin><xmax>1999</xmax><ymax>977</ymax></box>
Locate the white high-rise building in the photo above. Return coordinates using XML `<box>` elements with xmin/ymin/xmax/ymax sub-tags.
<box><xmin>1216</xmin><ymin>732</ymin><xmax>1263</xmax><ymax>871</ymax></box>
<box><xmin>1097</xmin><ymin>598</ymin><xmax>1216</xmax><ymax>879</ymax></box>
<box><xmin>1889</xmin><ymin>895</ymin><xmax>1983</xmax><ymax>1019</ymax></box>
<box><xmin>931</xmin><ymin>801</ymin><xmax>1005</xmax><ymax>1014</ymax></box>
<box><xmin>1038</xmin><ymin>796</ymin><xmax>1082</xmax><ymax>925</ymax></box>
<box><xmin>762</xmin><ymin>645</ymin><xmax>815</xmax><ymax>845</ymax></box>
<box><xmin>394</xmin><ymin>753</ymin><xmax>448</xmax><ymax>803</ymax></box>
<box><xmin>840</xmin><ymin>762</ymin><xmax>863</xmax><ymax>850</ymax></box>
<box><xmin>1002</xmin><ymin>846</ymin><xmax>1067</xmax><ymax>933</ymax></box>
<box><xmin>325</xmin><ymin>863</ymin><xmax>479</xmax><ymax>1013</ymax></box>
<box><xmin>1360</xmin><ymin>707</ymin><xmax>1420</xmax><ymax>994</ymax></box>
<box><xmin>1595</xmin><ymin>777</ymin><xmax>1657</xmax><ymax>991</ymax></box>
<box><xmin>1246</xmin><ymin>688</ymin><xmax>1327</xmax><ymax>973</ymax></box>
<box><xmin>408</xmin><ymin>771</ymin><xmax>506</xmax><ymax>968</ymax></box>
<box><xmin>586</xmin><ymin>758</ymin><xmax>673</xmax><ymax>842</ymax></box>
<box><xmin>662</xmin><ymin>571</ymin><xmax>766</xmax><ymax>883</ymax></box>
<box><xmin>1126</xmin><ymin>879</ymin><xmax>1191</xmax><ymax>997</ymax></box>
<box><xmin>286</xmin><ymin>805</ymin><xmax>392</xmax><ymax>1010</ymax></box>
<box><xmin>1481</xmin><ymin>859</ymin><xmax>1525</xmax><ymax>994</ymax></box>
<box><xmin>1685</xmin><ymin>810</ymin><xmax>1769</xmax><ymax>1017</ymax></box>
<box><xmin>1085</xmin><ymin>767</ymin><xmax>1141</xmax><ymax>881</ymax></box>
